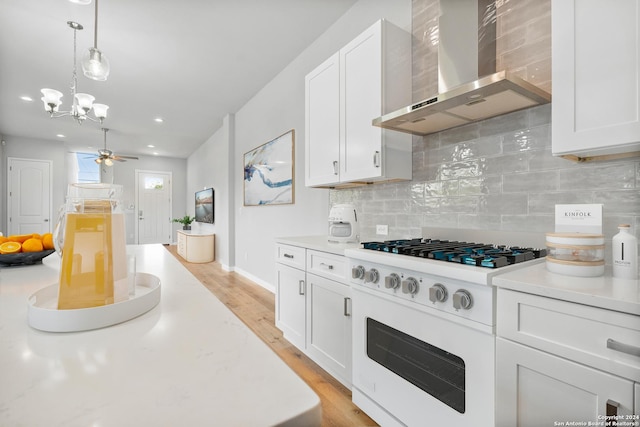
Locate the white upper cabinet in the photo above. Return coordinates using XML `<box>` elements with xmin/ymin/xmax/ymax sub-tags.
<box><xmin>552</xmin><ymin>0</ymin><xmax>640</xmax><ymax>160</ymax></box>
<box><xmin>305</xmin><ymin>19</ymin><xmax>412</xmax><ymax>188</ymax></box>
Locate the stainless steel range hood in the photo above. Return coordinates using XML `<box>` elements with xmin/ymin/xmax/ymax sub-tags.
<box><xmin>373</xmin><ymin>0</ymin><xmax>551</xmax><ymax>136</ymax></box>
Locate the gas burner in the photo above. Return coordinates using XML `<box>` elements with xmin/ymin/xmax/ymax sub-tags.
<box><xmin>361</xmin><ymin>238</ymin><xmax>546</xmax><ymax>269</ymax></box>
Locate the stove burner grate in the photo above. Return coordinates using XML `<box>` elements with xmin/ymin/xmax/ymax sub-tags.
<box><xmin>361</xmin><ymin>238</ymin><xmax>546</xmax><ymax>268</ymax></box>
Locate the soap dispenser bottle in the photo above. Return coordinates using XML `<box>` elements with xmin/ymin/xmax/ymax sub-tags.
<box><xmin>612</xmin><ymin>224</ymin><xmax>638</xmax><ymax>279</ymax></box>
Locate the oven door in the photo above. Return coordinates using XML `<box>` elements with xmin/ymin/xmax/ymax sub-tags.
<box><xmin>352</xmin><ymin>286</ymin><xmax>495</xmax><ymax>427</ymax></box>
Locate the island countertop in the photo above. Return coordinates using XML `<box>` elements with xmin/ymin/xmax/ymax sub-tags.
<box><xmin>0</xmin><ymin>244</ymin><xmax>321</xmax><ymax>426</ymax></box>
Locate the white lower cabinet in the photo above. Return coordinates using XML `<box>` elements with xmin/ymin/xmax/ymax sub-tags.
<box><xmin>275</xmin><ymin>243</ymin><xmax>352</xmax><ymax>388</ymax></box>
<box><xmin>496</xmin><ymin>288</ymin><xmax>640</xmax><ymax>425</ymax></box>
<box><xmin>496</xmin><ymin>338</ymin><xmax>634</xmax><ymax>426</ymax></box>
<box><xmin>275</xmin><ymin>263</ymin><xmax>306</xmax><ymax>350</ymax></box>
<box><xmin>306</xmin><ymin>272</ymin><xmax>351</xmax><ymax>388</ymax></box>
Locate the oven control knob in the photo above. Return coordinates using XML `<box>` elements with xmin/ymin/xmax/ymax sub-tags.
<box><xmin>453</xmin><ymin>290</ymin><xmax>473</xmax><ymax>310</ymax></box>
<box><xmin>352</xmin><ymin>265</ymin><xmax>365</xmax><ymax>280</ymax></box>
<box><xmin>384</xmin><ymin>273</ymin><xmax>401</xmax><ymax>289</ymax></box>
<box><xmin>364</xmin><ymin>268</ymin><xmax>379</xmax><ymax>284</ymax></box>
<box><xmin>429</xmin><ymin>283</ymin><xmax>448</xmax><ymax>303</ymax></box>
<box><xmin>401</xmin><ymin>277</ymin><xmax>419</xmax><ymax>295</ymax></box>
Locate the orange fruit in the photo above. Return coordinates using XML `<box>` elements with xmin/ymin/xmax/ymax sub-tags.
<box><xmin>0</xmin><ymin>236</ymin><xmax>8</xmax><ymax>244</ymax></box>
<box><xmin>32</xmin><ymin>233</ymin><xmax>41</xmax><ymax>241</ymax></box>
<box><xmin>22</xmin><ymin>238</ymin><xmax>43</xmax><ymax>253</ymax></box>
<box><xmin>42</xmin><ymin>233</ymin><xmax>55</xmax><ymax>250</ymax></box>
<box><xmin>8</xmin><ymin>234</ymin><xmax>32</xmax><ymax>243</ymax></box>
<box><xmin>0</xmin><ymin>241</ymin><xmax>22</xmax><ymax>254</ymax></box>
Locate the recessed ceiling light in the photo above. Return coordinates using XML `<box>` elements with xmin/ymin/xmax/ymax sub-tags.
<box><xmin>56</xmin><ymin>134</ymin><xmax>65</xmax><ymax>138</ymax></box>
<box><xmin>154</xmin><ymin>117</ymin><xmax>163</xmax><ymax>123</ymax></box>
<box><xmin>20</xmin><ymin>96</ymin><xmax>33</xmax><ymax>102</ymax></box>
<box><xmin>147</xmin><ymin>144</ymin><xmax>155</xmax><ymax>148</ymax></box>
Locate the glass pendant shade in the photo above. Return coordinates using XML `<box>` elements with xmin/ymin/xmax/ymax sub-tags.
<box><xmin>104</xmin><ymin>158</ymin><xmax>113</xmax><ymax>166</ymax></box>
<box><xmin>74</xmin><ymin>93</ymin><xmax>95</xmax><ymax>115</ymax></box>
<box><xmin>82</xmin><ymin>47</ymin><xmax>110</xmax><ymax>81</ymax></box>
<box><xmin>41</xmin><ymin>88</ymin><xmax>63</xmax><ymax>112</ymax></box>
<box><xmin>92</xmin><ymin>103</ymin><xmax>109</xmax><ymax>120</ymax></box>
<box><xmin>95</xmin><ymin>157</ymin><xmax>102</xmax><ymax>164</ymax></box>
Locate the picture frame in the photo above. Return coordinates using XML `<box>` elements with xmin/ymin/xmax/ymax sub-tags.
<box><xmin>243</xmin><ymin>129</ymin><xmax>295</xmax><ymax>206</ymax></box>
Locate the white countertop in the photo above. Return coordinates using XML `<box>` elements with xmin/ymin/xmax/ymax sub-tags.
<box><xmin>0</xmin><ymin>244</ymin><xmax>321</xmax><ymax>427</ymax></box>
<box><xmin>276</xmin><ymin>235</ymin><xmax>360</xmax><ymax>256</ymax></box>
<box><xmin>493</xmin><ymin>262</ymin><xmax>640</xmax><ymax>315</ymax></box>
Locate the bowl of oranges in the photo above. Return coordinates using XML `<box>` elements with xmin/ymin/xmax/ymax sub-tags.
<box><xmin>0</xmin><ymin>233</ymin><xmax>56</xmax><ymax>267</ymax></box>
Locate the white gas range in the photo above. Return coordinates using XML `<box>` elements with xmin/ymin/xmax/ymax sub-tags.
<box><xmin>344</xmin><ymin>228</ymin><xmax>546</xmax><ymax>427</ymax></box>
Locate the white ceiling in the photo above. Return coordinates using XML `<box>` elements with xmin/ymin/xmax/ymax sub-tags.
<box><xmin>0</xmin><ymin>0</ymin><xmax>357</xmax><ymax>159</ymax></box>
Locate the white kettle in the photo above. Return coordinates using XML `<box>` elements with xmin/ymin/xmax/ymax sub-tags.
<box><xmin>328</xmin><ymin>204</ymin><xmax>359</xmax><ymax>243</ymax></box>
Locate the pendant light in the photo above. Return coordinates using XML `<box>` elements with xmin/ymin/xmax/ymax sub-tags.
<box><xmin>40</xmin><ymin>21</ymin><xmax>109</xmax><ymax>124</ymax></box>
<box><xmin>81</xmin><ymin>0</ymin><xmax>110</xmax><ymax>81</ymax></box>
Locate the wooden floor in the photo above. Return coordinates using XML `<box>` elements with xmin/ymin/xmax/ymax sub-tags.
<box><xmin>165</xmin><ymin>245</ymin><xmax>378</xmax><ymax>427</ymax></box>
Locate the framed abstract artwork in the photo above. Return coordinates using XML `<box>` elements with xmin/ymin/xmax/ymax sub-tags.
<box><xmin>243</xmin><ymin>129</ymin><xmax>295</xmax><ymax>206</ymax></box>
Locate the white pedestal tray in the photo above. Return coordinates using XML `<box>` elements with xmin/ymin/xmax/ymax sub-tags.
<box><xmin>27</xmin><ymin>273</ymin><xmax>161</xmax><ymax>332</ymax></box>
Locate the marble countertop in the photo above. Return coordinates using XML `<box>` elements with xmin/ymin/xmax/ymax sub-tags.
<box><xmin>0</xmin><ymin>244</ymin><xmax>321</xmax><ymax>426</ymax></box>
<box><xmin>276</xmin><ymin>235</ymin><xmax>361</xmax><ymax>256</ymax></box>
<box><xmin>493</xmin><ymin>262</ymin><xmax>640</xmax><ymax>315</ymax></box>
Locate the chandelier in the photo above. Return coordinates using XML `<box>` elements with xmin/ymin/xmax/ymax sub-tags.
<box><xmin>40</xmin><ymin>21</ymin><xmax>109</xmax><ymax>125</ymax></box>
<box><xmin>82</xmin><ymin>0</ymin><xmax>110</xmax><ymax>81</ymax></box>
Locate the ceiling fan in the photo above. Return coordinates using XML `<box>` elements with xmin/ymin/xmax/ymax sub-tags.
<box><xmin>95</xmin><ymin>128</ymin><xmax>138</xmax><ymax>166</ymax></box>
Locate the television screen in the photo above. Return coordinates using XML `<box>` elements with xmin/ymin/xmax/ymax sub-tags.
<box><xmin>195</xmin><ymin>188</ymin><xmax>214</xmax><ymax>224</ymax></box>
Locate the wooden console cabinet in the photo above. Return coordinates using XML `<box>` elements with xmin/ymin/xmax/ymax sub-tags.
<box><xmin>176</xmin><ymin>230</ymin><xmax>215</xmax><ymax>263</ymax></box>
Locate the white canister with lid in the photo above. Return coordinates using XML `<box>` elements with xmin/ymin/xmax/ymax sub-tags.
<box><xmin>612</xmin><ymin>224</ymin><xmax>638</xmax><ymax>280</ymax></box>
<box><xmin>545</xmin><ymin>232</ymin><xmax>605</xmax><ymax>277</ymax></box>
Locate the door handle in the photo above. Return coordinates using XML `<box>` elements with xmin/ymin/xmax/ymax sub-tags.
<box><xmin>344</xmin><ymin>297</ymin><xmax>351</xmax><ymax>316</ymax></box>
<box><xmin>44</xmin><ymin>219</ymin><xmax>49</xmax><ymax>222</ymax></box>
<box><xmin>332</xmin><ymin>160</ymin><xmax>338</xmax><ymax>175</ymax></box>
<box><xmin>298</xmin><ymin>280</ymin><xmax>305</xmax><ymax>295</ymax></box>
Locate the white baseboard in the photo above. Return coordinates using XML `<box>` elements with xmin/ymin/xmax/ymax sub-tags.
<box><xmin>234</xmin><ymin>267</ymin><xmax>275</xmax><ymax>294</ymax></box>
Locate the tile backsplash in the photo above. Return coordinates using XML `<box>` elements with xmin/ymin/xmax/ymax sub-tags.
<box><xmin>329</xmin><ymin>0</ymin><xmax>640</xmax><ymax>257</ymax></box>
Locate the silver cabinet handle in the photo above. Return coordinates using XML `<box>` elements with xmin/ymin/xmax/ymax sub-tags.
<box><xmin>44</xmin><ymin>219</ymin><xmax>49</xmax><ymax>222</ymax></box>
<box><xmin>298</xmin><ymin>280</ymin><xmax>305</xmax><ymax>295</ymax></box>
<box><xmin>319</xmin><ymin>262</ymin><xmax>334</xmax><ymax>270</ymax></box>
<box><xmin>344</xmin><ymin>297</ymin><xmax>351</xmax><ymax>316</ymax></box>
<box><xmin>283</xmin><ymin>253</ymin><xmax>294</xmax><ymax>259</ymax></box>
<box><xmin>607</xmin><ymin>338</ymin><xmax>640</xmax><ymax>357</ymax></box>
<box><xmin>373</xmin><ymin>151</ymin><xmax>381</xmax><ymax>168</ymax></box>
<box><xmin>332</xmin><ymin>160</ymin><xmax>338</xmax><ymax>175</ymax></box>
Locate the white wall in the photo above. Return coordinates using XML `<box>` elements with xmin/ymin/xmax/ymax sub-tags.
<box><xmin>186</xmin><ymin>0</ymin><xmax>411</xmax><ymax>290</ymax></box>
<box><xmin>186</xmin><ymin>114</ymin><xmax>235</xmax><ymax>270</ymax></box>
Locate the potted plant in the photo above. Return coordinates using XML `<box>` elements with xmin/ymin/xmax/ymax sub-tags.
<box><xmin>173</xmin><ymin>215</ymin><xmax>195</xmax><ymax>230</ymax></box>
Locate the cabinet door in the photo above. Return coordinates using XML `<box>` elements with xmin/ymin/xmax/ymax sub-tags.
<box><xmin>177</xmin><ymin>232</ymin><xmax>186</xmax><ymax>258</ymax></box>
<box><xmin>275</xmin><ymin>263</ymin><xmax>306</xmax><ymax>350</ymax></box>
<box><xmin>340</xmin><ymin>20</ymin><xmax>383</xmax><ymax>182</ymax></box>
<box><xmin>305</xmin><ymin>52</ymin><xmax>341</xmax><ymax>187</ymax></box>
<box><xmin>496</xmin><ymin>338</ymin><xmax>635</xmax><ymax>426</ymax></box>
<box><xmin>552</xmin><ymin>0</ymin><xmax>640</xmax><ymax>158</ymax></box>
<box><xmin>306</xmin><ymin>273</ymin><xmax>351</xmax><ymax>388</ymax></box>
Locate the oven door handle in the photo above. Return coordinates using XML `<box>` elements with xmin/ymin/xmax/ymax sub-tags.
<box><xmin>344</xmin><ymin>297</ymin><xmax>351</xmax><ymax>317</ymax></box>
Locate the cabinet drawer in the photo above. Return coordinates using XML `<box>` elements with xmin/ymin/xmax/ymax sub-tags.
<box><xmin>276</xmin><ymin>244</ymin><xmax>306</xmax><ymax>270</ymax></box>
<box><xmin>307</xmin><ymin>250</ymin><xmax>347</xmax><ymax>283</ymax></box>
<box><xmin>497</xmin><ymin>289</ymin><xmax>640</xmax><ymax>381</ymax></box>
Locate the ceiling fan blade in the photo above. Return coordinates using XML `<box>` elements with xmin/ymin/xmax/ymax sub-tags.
<box><xmin>113</xmin><ymin>155</ymin><xmax>139</xmax><ymax>160</ymax></box>
<box><xmin>112</xmin><ymin>157</ymin><xmax>127</xmax><ymax>162</ymax></box>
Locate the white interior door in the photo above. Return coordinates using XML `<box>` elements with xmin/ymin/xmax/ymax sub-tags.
<box><xmin>135</xmin><ymin>170</ymin><xmax>172</xmax><ymax>244</ymax></box>
<box><xmin>7</xmin><ymin>157</ymin><xmax>52</xmax><ymax>235</ymax></box>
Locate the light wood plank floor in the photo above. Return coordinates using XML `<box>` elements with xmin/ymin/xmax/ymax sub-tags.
<box><xmin>165</xmin><ymin>245</ymin><xmax>378</xmax><ymax>427</ymax></box>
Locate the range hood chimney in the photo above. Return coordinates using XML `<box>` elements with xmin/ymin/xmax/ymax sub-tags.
<box><xmin>373</xmin><ymin>0</ymin><xmax>551</xmax><ymax>136</ymax></box>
